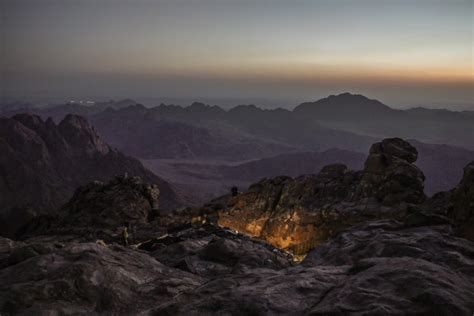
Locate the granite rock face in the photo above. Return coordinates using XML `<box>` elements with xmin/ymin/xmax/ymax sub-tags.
<box><xmin>60</xmin><ymin>175</ymin><xmax>160</xmax><ymax>228</ymax></box>
<box><xmin>217</xmin><ymin>138</ymin><xmax>427</xmax><ymax>254</ymax></box>
<box><xmin>355</xmin><ymin>137</ymin><xmax>425</xmax><ymax>205</ymax></box>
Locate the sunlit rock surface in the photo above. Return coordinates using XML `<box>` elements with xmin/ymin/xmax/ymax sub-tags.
<box><xmin>217</xmin><ymin>138</ymin><xmax>427</xmax><ymax>253</ymax></box>
<box><xmin>152</xmin><ymin>220</ymin><xmax>474</xmax><ymax>315</ymax></box>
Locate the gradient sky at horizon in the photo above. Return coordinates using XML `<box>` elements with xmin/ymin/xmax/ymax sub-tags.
<box><xmin>1</xmin><ymin>0</ymin><xmax>473</xmax><ymax>108</ymax></box>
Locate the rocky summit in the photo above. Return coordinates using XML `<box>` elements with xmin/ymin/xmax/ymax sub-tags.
<box><xmin>0</xmin><ymin>137</ymin><xmax>473</xmax><ymax>315</ymax></box>
<box><xmin>217</xmin><ymin>138</ymin><xmax>428</xmax><ymax>254</ymax></box>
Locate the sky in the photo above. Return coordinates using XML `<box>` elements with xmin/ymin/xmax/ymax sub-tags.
<box><xmin>1</xmin><ymin>0</ymin><xmax>473</xmax><ymax>109</ymax></box>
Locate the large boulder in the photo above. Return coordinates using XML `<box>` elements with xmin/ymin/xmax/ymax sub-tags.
<box><xmin>355</xmin><ymin>137</ymin><xmax>426</xmax><ymax>205</ymax></box>
<box><xmin>16</xmin><ymin>175</ymin><xmax>162</xmax><ymax>243</ymax></box>
<box><xmin>60</xmin><ymin>175</ymin><xmax>160</xmax><ymax>228</ymax></box>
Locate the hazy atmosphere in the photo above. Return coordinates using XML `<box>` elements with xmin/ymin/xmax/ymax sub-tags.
<box><xmin>1</xmin><ymin>1</ymin><xmax>474</xmax><ymax>315</ymax></box>
<box><xmin>2</xmin><ymin>0</ymin><xmax>473</xmax><ymax>108</ymax></box>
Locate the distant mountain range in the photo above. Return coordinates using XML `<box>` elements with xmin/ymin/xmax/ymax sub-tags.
<box><xmin>5</xmin><ymin>93</ymin><xmax>473</xmax><ymax>152</ymax></box>
<box><xmin>294</xmin><ymin>93</ymin><xmax>474</xmax><ymax>150</ymax></box>
<box><xmin>3</xmin><ymin>93</ymin><xmax>472</xmax><ymax>198</ymax></box>
<box><xmin>89</xmin><ymin>104</ymin><xmax>298</xmax><ymax>160</ymax></box>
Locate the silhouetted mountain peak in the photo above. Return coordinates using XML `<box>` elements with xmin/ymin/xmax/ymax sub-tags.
<box><xmin>228</xmin><ymin>104</ymin><xmax>260</xmax><ymax>113</ymax></box>
<box><xmin>294</xmin><ymin>92</ymin><xmax>392</xmax><ymax>117</ymax></box>
<box><xmin>5</xmin><ymin>115</ymin><xmax>102</xmax><ymax>168</ymax></box>
<box><xmin>329</xmin><ymin>92</ymin><xmax>372</xmax><ymax>100</ymax></box>
<box><xmin>187</xmin><ymin>102</ymin><xmax>226</xmax><ymax>114</ymax></box>
<box><xmin>60</xmin><ymin>113</ymin><xmax>90</xmax><ymax>128</ymax></box>
<box><xmin>11</xmin><ymin>113</ymin><xmax>44</xmax><ymax>129</ymax></box>
<box><xmin>96</xmin><ymin>98</ymin><xmax>137</xmax><ymax>109</ymax></box>
<box><xmin>190</xmin><ymin>102</ymin><xmax>207</xmax><ymax>108</ymax></box>
<box><xmin>319</xmin><ymin>92</ymin><xmax>386</xmax><ymax>107</ymax></box>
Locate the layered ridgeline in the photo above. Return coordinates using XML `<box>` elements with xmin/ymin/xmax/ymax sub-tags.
<box><xmin>0</xmin><ymin>113</ymin><xmax>185</xmax><ymax>237</ymax></box>
<box><xmin>7</xmin><ymin>93</ymin><xmax>474</xmax><ymax>152</ymax></box>
<box><xmin>6</xmin><ymin>94</ymin><xmax>473</xmax><ymax>196</ymax></box>
<box><xmin>0</xmin><ymin>138</ymin><xmax>473</xmax><ymax>314</ymax></box>
<box><xmin>293</xmin><ymin>93</ymin><xmax>474</xmax><ymax>150</ymax></box>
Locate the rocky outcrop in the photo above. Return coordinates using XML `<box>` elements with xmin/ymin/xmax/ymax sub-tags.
<box><xmin>354</xmin><ymin>137</ymin><xmax>425</xmax><ymax>205</ymax></box>
<box><xmin>217</xmin><ymin>138</ymin><xmax>428</xmax><ymax>254</ymax></box>
<box><xmin>60</xmin><ymin>175</ymin><xmax>160</xmax><ymax>228</ymax></box>
<box><xmin>17</xmin><ymin>175</ymin><xmax>165</xmax><ymax>242</ymax></box>
<box><xmin>153</xmin><ymin>220</ymin><xmax>474</xmax><ymax>315</ymax></box>
<box><xmin>0</xmin><ymin>113</ymin><xmax>183</xmax><ymax>238</ymax></box>
<box><xmin>449</xmin><ymin>161</ymin><xmax>474</xmax><ymax>240</ymax></box>
<box><xmin>2</xmin><ymin>219</ymin><xmax>472</xmax><ymax>315</ymax></box>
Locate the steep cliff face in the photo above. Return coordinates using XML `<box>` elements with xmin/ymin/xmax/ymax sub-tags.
<box><xmin>0</xmin><ymin>114</ymin><xmax>182</xmax><ymax>238</ymax></box>
<box><xmin>217</xmin><ymin>138</ymin><xmax>427</xmax><ymax>254</ymax></box>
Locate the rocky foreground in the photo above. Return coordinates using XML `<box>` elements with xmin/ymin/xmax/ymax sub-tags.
<box><xmin>0</xmin><ymin>138</ymin><xmax>473</xmax><ymax>315</ymax></box>
<box><xmin>2</xmin><ymin>219</ymin><xmax>473</xmax><ymax>315</ymax></box>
